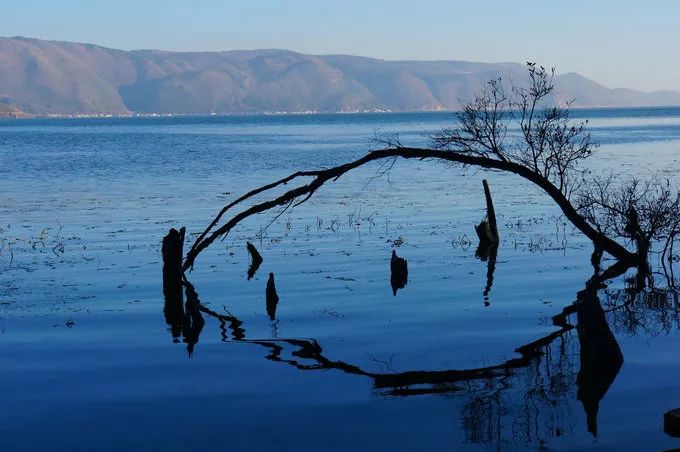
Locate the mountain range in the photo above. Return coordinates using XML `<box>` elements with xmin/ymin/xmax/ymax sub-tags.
<box><xmin>1</xmin><ymin>36</ymin><xmax>680</xmax><ymax>117</ymax></box>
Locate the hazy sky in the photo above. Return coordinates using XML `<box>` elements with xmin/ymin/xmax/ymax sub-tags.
<box><xmin>3</xmin><ymin>0</ymin><xmax>679</xmax><ymax>91</ymax></box>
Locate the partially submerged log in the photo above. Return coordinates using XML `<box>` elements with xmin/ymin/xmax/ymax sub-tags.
<box><xmin>246</xmin><ymin>241</ymin><xmax>263</xmax><ymax>280</ymax></box>
<box><xmin>390</xmin><ymin>250</ymin><xmax>408</xmax><ymax>296</ymax></box>
<box><xmin>266</xmin><ymin>272</ymin><xmax>279</xmax><ymax>320</ymax></box>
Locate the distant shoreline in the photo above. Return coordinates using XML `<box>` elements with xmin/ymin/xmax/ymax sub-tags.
<box><xmin>4</xmin><ymin>105</ymin><xmax>680</xmax><ymax>121</ymax></box>
<box><xmin>4</xmin><ymin>37</ymin><xmax>680</xmax><ymax>119</ymax></box>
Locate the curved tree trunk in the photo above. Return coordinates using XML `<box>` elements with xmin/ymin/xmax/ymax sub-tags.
<box><xmin>183</xmin><ymin>147</ymin><xmax>636</xmax><ymax>271</ymax></box>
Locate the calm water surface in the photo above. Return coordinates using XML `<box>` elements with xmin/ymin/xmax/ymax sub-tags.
<box><xmin>2</xmin><ymin>109</ymin><xmax>680</xmax><ymax>450</ymax></box>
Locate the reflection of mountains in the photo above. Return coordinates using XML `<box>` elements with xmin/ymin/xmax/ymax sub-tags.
<box><xmin>163</xmin><ymin>259</ymin><xmax>678</xmax><ymax>448</ymax></box>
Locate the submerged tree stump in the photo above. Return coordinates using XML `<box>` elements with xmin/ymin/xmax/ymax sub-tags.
<box><xmin>475</xmin><ymin>180</ymin><xmax>499</xmax><ymax>244</ymax></box>
<box><xmin>162</xmin><ymin>227</ymin><xmax>186</xmax><ymax>339</ymax></box>
<box><xmin>162</xmin><ymin>227</ymin><xmax>185</xmax><ymax>290</ymax></box>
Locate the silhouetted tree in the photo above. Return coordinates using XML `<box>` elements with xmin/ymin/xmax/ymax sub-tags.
<box><xmin>577</xmin><ymin>175</ymin><xmax>680</xmax><ymax>278</ymax></box>
<box><xmin>181</xmin><ymin>63</ymin><xmax>679</xmax><ymax>271</ymax></box>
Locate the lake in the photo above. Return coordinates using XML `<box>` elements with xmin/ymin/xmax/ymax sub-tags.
<box><xmin>2</xmin><ymin>109</ymin><xmax>680</xmax><ymax>451</ymax></box>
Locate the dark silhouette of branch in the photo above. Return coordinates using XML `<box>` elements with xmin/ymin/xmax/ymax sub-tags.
<box><xmin>182</xmin><ymin>64</ymin><xmax>673</xmax><ymax>271</ymax></box>
<box><xmin>183</xmin><ymin>146</ymin><xmax>635</xmax><ymax>271</ymax></box>
<box><xmin>577</xmin><ymin>175</ymin><xmax>680</xmax><ymax>269</ymax></box>
<box><xmin>180</xmin><ymin>62</ymin><xmax>680</xmax><ymax>279</ymax></box>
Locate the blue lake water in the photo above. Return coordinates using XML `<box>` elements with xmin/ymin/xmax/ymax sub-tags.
<box><xmin>2</xmin><ymin>109</ymin><xmax>680</xmax><ymax>450</ymax></box>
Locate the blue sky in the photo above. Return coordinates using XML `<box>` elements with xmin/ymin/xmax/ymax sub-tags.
<box><xmin>2</xmin><ymin>0</ymin><xmax>679</xmax><ymax>91</ymax></box>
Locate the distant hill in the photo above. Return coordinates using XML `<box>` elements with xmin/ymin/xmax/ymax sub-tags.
<box><xmin>1</xmin><ymin>36</ymin><xmax>680</xmax><ymax>116</ymax></box>
<box><xmin>0</xmin><ymin>102</ymin><xmax>28</xmax><ymax>118</ymax></box>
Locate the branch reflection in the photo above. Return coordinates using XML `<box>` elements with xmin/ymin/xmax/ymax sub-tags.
<box><xmin>163</xmin><ymin>261</ymin><xmax>680</xmax><ymax>448</ymax></box>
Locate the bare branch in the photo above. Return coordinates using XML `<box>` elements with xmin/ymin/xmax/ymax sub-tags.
<box><xmin>183</xmin><ymin>146</ymin><xmax>634</xmax><ymax>271</ymax></box>
<box><xmin>182</xmin><ymin>63</ymin><xmax>671</xmax><ymax>271</ymax></box>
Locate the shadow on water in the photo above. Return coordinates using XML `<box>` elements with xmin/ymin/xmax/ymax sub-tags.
<box><xmin>161</xmin><ymin>237</ymin><xmax>679</xmax><ymax>448</ymax></box>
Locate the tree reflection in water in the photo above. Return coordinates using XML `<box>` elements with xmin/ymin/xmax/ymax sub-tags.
<box><xmin>162</xmin><ymin>260</ymin><xmax>680</xmax><ymax>449</ymax></box>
